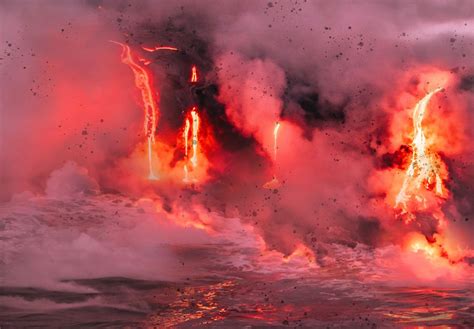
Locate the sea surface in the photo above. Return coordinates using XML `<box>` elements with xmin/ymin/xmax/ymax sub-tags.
<box><xmin>1</xmin><ymin>195</ymin><xmax>473</xmax><ymax>328</ymax></box>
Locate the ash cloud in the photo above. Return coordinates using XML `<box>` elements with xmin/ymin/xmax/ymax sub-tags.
<box><xmin>0</xmin><ymin>0</ymin><xmax>142</xmax><ymax>199</ymax></box>
<box><xmin>1</xmin><ymin>0</ymin><xmax>473</xmax><ymax>256</ymax></box>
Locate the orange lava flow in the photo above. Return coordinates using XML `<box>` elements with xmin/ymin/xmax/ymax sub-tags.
<box><xmin>390</xmin><ymin>74</ymin><xmax>469</xmax><ymax>268</ymax></box>
<box><xmin>142</xmin><ymin>45</ymin><xmax>178</xmax><ymax>52</ymax></box>
<box><xmin>273</xmin><ymin>121</ymin><xmax>281</xmax><ymax>162</ymax></box>
<box><xmin>190</xmin><ymin>65</ymin><xmax>198</xmax><ymax>83</ymax></box>
<box><xmin>112</xmin><ymin>41</ymin><xmax>160</xmax><ymax>180</ymax></box>
<box><xmin>183</xmin><ymin>117</ymin><xmax>191</xmax><ymax>182</ymax></box>
<box><xmin>190</xmin><ymin>108</ymin><xmax>200</xmax><ymax>168</ymax></box>
<box><xmin>395</xmin><ymin>88</ymin><xmax>448</xmax><ymax>215</ymax></box>
<box><xmin>182</xmin><ymin>107</ymin><xmax>201</xmax><ymax>183</ymax></box>
<box><xmin>263</xmin><ymin>121</ymin><xmax>281</xmax><ymax>189</ymax></box>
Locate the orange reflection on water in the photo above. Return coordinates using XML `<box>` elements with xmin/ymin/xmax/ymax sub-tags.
<box><xmin>381</xmin><ymin>287</ymin><xmax>464</xmax><ymax>326</ymax></box>
<box><xmin>147</xmin><ymin>280</ymin><xmax>234</xmax><ymax>328</ymax></box>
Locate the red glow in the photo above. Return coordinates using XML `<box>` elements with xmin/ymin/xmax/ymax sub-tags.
<box><xmin>395</xmin><ymin>87</ymin><xmax>448</xmax><ymax>217</ymax></box>
<box><xmin>183</xmin><ymin>117</ymin><xmax>191</xmax><ymax>182</ymax></box>
<box><xmin>142</xmin><ymin>45</ymin><xmax>178</xmax><ymax>52</ymax></box>
<box><xmin>190</xmin><ymin>65</ymin><xmax>198</xmax><ymax>83</ymax></box>
<box><xmin>182</xmin><ymin>107</ymin><xmax>202</xmax><ymax>183</ymax></box>
<box><xmin>378</xmin><ymin>70</ymin><xmax>456</xmax><ymax>213</ymax></box>
<box><xmin>283</xmin><ymin>243</ymin><xmax>316</xmax><ymax>264</ymax></box>
<box><xmin>176</xmin><ymin>104</ymin><xmax>217</xmax><ymax>185</ymax></box>
<box><xmin>112</xmin><ymin>41</ymin><xmax>158</xmax><ymax>141</ymax></box>
<box><xmin>112</xmin><ymin>41</ymin><xmax>160</xmax><ymax>180</ymax></box>
<box><xmin>372</xmin><ymin>70</ymin><xmax>471</xmax><ymax>270</ymax></box>
<box><xmin>263</xmin><ymin>121</ymin><xmax>281</xmax><ymax>189</ymax></box>
<box><xmin>404</xmin><ymin>233</ymin><xmax>464</xmax><ymax>264</ymax></box>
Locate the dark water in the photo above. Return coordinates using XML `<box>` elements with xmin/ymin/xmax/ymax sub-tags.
<box><xmin>1</xmin><ymin>275</ymin><xmax>473</xmax><ymax>328</ymax></box>
<box><xmin>1</xmin><ymin>196</ymin><xmax>473</xmax><ymax>328</ymax></box>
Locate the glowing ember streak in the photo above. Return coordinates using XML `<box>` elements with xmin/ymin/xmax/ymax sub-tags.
<box><xmin>263</xmin><ymin>121</ymin><xmax>281</xmax><ymax>189</ymax></box>
<box><xmin>183</xmin><ymin>118</ymin><xmax>191</xmax><ymax>182</ymax></box>
<box><xmin>182</xmin><ymin>108</ymin><xmax>201</xmax><ymax>182</ymax></box>
<box><xmin>190</xmin><ymin>65</ymin><xmax>198</xmax><ymax>83</ymax></box>
<box><xmin>190</xmin><ymin>108</ymin><xmax>200</xmax><ymax>168</ymax></box>
<box><xmin>112</xmin><ymin>41</ymin><xmax>160</xmax><ymax>180</ymax></box>
<box><xmin>139</xmin><ymin>59</ymin><xmax>152</xmax><ymax>66</ymax></box>
<box><xmin>147</xmin><ymin>137</ymin><xmax>158</xmax><ymax>180</ymax></box>
<box><xmin>273</xmin><ymin>121</ymin><xmax>281</xmax><ymax>162</ymax></box>
<box><xmin>142</xmin><ymin>45</ymin><xmax>178</xmax><ymax>52</ymax></box>
<box><xmin>184</xmin><ymin>118</ymin><xmax>190</xmax><ymax>158</ymax></box>
<box><xmin>395</xmin><ymin>88</ymin><xmax>445</xmax><ymax>212</ymax></box>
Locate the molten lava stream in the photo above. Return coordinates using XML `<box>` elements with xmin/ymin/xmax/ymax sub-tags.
<box><xmin>183</xmin><ymin>117</ymin><xmax>191</xmax><ymax>182</ymax></box>
<box><xmin>391</xmin><ymin>82</ymin><xmax>467</xmax><ymax>266</ymax></box>
<box><xmin>142</xmin><ymin>45</ymin><xmax>178</xmax><ymax>52</ymax></box>
<box><xmin>395</xmin><ymin>87</ymin><xmax>448</xmax><ymax>217</ymax></box>
<box><xmin>190</xmin><ymin>109</ymin><xmax>200</xmax><ymax>168</ymax></box>
<box><xmin>263</xmin><ymin>121</ymin><xmax>281</xmax><ymax>189</ymax></box>
<box><xmin>190</xmin><ymin>65</ymin><xmax>198</xmax><ymax>83</ymax></box>
<box><xmin>112</xmin><ymin>41</ymin><xmax>176</xmax><ymax>180</ymax></box>
<box><xmin>182</xmin><ymin>107</ymin><xmax>201</xmax><ymax>183</ymax></box>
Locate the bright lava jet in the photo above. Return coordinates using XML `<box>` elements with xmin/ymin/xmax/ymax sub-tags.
<box><xmin>395</xmin><ymin>87</ymin><xmax>447</xmax><ymax>216</ymax></box>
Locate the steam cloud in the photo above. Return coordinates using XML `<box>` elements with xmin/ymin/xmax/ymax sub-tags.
<box><xmin>1</xmin><ymin>0</ymin><xmax>473</xmax><ymax>259</ymax></box>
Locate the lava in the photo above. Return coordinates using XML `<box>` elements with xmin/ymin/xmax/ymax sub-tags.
<box><xmin>386</xmin><ymin>75</ymin><xmax>470</xmax><ymax>267</ymax></box>
<box><xmin>263</xmin><ymin>121</ymin><xmax>281</xmax><ymax>189</ymax></box>
<box><xmin>190</xmin><ymin>108</ymin><xmax>200</xmax><ymax>168</ymax></box>
<box><xmin>4</xmin><ymin>3</ymin><xmax>474</xmax><ymax>328</ymax></box>
<box><xmin>113</xmin><ymin>41</ymin><xmax>176</xmax><ymax>180</ymax></box>
<box><xmin>142</xmin><ymin>45</ymin><xmax>178</xmax><ymax>52</ymax></box>
<box><xmin>273</xmin><ymin>121</ymin><xmax>281</xmax><ymax>162</ymax></box>
<box><xmin>112</xmin><ymin>41</ymin><xmax>160</xmax><ymax>179</ymax></box>
<box><xmin>183</xmin><ymin>117</ymin><xmax>191</xmax><ymax>182</ymax></box>
<box><xmin>182</xmin><ymin>107</ymin><xmax>201</xmax><ymax>183</ymax></box>
<box><xmin>190</xmin><ymin>65</ymin><xmax>198</xmax><ymax>83</ymax></box>
<box><xmin>395</xmin><ymin>87</ymin><xmax>448</xmax><ymax>217</ymax></box>
<box><xmin>404</xmin><ymin>233</ymin><xmax>465</xmax><ymax>265</ymax></box>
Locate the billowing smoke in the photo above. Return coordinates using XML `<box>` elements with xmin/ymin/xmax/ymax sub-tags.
<box><xmin>0</xmin><ymin>0</ymin><xmax>143</xmax><ymax>199</ymax></box>
<box><xmin>1</xmin><ymin>0</ymin><xmax>473</xmax><ymax>264</ymax></box>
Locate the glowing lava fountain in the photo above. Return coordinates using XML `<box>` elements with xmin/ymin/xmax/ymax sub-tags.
<box><xmin>190</xmin><ymin>65</ymin><xmax>198</xmax><ymax>83</ymax></box>
<box><xmin>263</xmin><ymin>121</ymin><xmax>281</xmax><ymax>189</ymax></box>
<box><xmin>273</xmin><ymin>121</ymin><xmax>281</xmax><ymax>162</ymax></box>
<box><xmin>183</xmin><ymin>117</ymin><xmax>191</xmax><ymax>182</ymax></box>
<box><xmin>183</xmin><ymin>107</ymin><xmax>201</xmax><ymax>183</ymax></box>
<box><xmin>112</xmin><ymin>41</ymin><xmax>176</xmax><ymax>180</ymax></box>
<box><xmin>190</xmin><ymin>109</ymin><xmax>200</xmax><ymax>168</ymax></box>
<box><xmin>395</xmin><ymin>87</ymin><xmax>447</xmax><ymax>214</ymax></box>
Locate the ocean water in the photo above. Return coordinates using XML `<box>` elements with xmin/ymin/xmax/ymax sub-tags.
<box><xmin>1</xmin><ymin>195</ymin><xmax>473</xmax><ymax>328</ymax></box>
